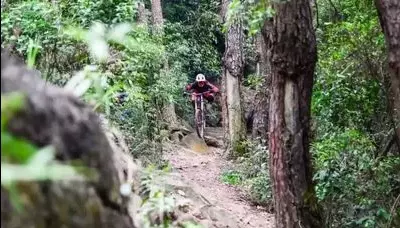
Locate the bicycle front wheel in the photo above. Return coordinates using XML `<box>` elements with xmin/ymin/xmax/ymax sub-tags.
<box><xmin>195</xmin><ymin>108</ymin><xmax>204</xmax><ymax>138</ymax></box>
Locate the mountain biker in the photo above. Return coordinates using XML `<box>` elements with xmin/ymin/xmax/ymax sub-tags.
<box><xmin>185</xmin><ymin>74</ymin><xmax>219</xmax><ymax>106</ymax></box>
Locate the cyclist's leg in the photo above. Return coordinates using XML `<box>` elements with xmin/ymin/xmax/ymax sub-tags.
<box><xmin>204</xmin><ymin>93</ymin><xmax>215</xmax><ymax>102</ymax></box>
<box><xmin>203</xmin><ymin>93</ymin><xmax>214</xmax><ymax>115</ymax></box>
<box><xmin>190</xmin><ymin>93</ymin><xmax>196</xmax><ymax>109</ymax></box>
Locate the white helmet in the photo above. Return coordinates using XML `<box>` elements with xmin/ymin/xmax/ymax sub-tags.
<box><xmin>195</xmin><ymin>73</ymin><xmax>206</xmax><ymax>82</ymax></box>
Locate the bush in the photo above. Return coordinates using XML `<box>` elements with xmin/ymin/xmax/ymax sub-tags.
<box><xmin>222</xmin><ymin>139</ymin><xmax>273</xmax><ymax>207</ymax></box>
<box><xmin>221</xmin><ymin>170</ymin><xmax>242</xmax><ymax>185</ymax></box>
<box><xmin>312</xmin><ymin>130</ymin><xmax>400</xmax><ymax>227</ymax></box>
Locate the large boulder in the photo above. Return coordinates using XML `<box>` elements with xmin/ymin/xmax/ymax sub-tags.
<box><xmin>1</xmin><ymin>50</ymin><xmax>140</xmax><ymax>228</ymax></box>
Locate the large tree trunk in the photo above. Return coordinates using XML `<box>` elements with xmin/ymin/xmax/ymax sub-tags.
<box><xmin>221</xmin><ymin>0</ymin><xmax>245</xmax><ymax>154</ymax></box>
<box><xmin>267</xmin><ymin>0</ymin><xmax>322</xmax><ymax>227</ymax></box>
<box><xmin>150</xmin><ymin>0</ymin><xmax>179</xmax><ymax>128</ymax></box>
<box><xmin>374</xmin><ymin>0</ymin><xmax>400</xmax><ymax>150</ymax></box>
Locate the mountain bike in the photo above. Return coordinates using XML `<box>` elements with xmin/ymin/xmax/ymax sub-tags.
<box><xmin>185</xmin><ymin>92</ymin><xmax>207</xmax><ymax>139</ymax></box>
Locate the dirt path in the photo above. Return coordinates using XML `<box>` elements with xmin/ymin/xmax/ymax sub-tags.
<box><xmin>164</xmin><ymin>135</ymin><xmax>274</xmax><ymax>228</ymax></box>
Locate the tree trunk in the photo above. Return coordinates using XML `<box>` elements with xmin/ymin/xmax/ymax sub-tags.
<box><xmin>267</xmin><ymin>0</ymin><xmax>322</xmax><ymax>227</ymax></box>
<box><xmin>220</xmin><ymin>0</ymin><xmax>229</xmax><ymax>147</ymax></box>
<box><xmin>251</xmin><ymin>21</ymin><xmax>272</xmax><ymax>140</ymax></box>
<box><xmin>374</xmin><ymin>0</ymin><xmax>400</xmax><ymax>150</ymax></box>
<box><xmin>150</xmin><ymin>0</ymin><xmax>179</xmax><ymax>128</ymax></box>
<box><xmin>151</xmin><ymin>0</ymin><xmax>164</xmax><ymax>33</ymax></box>
<box><xmin>221</xmin><ymin>0</ymin><xmax>245</xmax><ymax>153</ymax></box>
<box><xmin>137</xmin><ymin>1</ymin><xmax>148</xmax><ymax>26</ymax></box>
<box><xmin>220</xmin><ymin>65</ymin><xmax>229</xmax><ymax>146</ymax></box>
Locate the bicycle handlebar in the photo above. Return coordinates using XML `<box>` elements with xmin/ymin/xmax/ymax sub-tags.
<box><xmin>183</xmin><ymin>91</ymin><xmax>209</xmax><ymax>96</ymax></box>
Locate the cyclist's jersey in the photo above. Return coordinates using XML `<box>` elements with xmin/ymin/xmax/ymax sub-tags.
<box><xmin>186</xmin><ymin>81</ymin><xmax>219</xmax><ymax>93</ymax></box>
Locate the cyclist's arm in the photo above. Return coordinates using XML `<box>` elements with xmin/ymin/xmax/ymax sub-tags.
<box><xmin>185</xmin><ymin>83</ymin><xmax>194</xmax><ymax>91</ymax></box>
<box><xmin>207</xmin><ymin>82</ymin><xmax>219</xmax><ymax>93</ymax></box>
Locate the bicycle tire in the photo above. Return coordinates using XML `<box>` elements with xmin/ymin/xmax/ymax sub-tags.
<box><xmin>195</xmin><ymin>98</ymin><xmax>204</xmax><ymax>138</ymax></box>
<box><xmin>195</xmin><ymin>112</ymin><xmax>203</xmax><ymax>138</ymax></box>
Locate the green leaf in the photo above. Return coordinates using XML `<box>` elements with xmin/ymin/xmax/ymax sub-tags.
<box><xmin>1</xmin><ymin>132</ymin><xmax>38</xmax><ymax>163</ymax></box>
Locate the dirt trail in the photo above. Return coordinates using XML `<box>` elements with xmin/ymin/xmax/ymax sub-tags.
<box><xmin>164</xmin><ymin>128</ymin><xmax>274</xmax><ymax>228</ymax></box>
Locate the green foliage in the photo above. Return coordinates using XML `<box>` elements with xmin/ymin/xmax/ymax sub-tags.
<box><xmin>312</xmin><ymin>130</ymin><xmax>400</xmax><ymax>227</ymax></box>
<box><xmin>1</xmin><ymin>1</ymin><xmax>85</xmax><ymax>82</ymax></box>
<box><xmin>221</xmin><ymin>170</ymin><xmax>242</xmax><ymax>185</ymax></box>
<box><xmin>163</xmin><ymin>0</ymin><xmax>223</xmax><ymax>81</ymax></box>
<box><xmin>62</xmin><ymin>21</ymin><xmax>173</xmax><ymax>166</ymax></box>
<box><xmin>137</xmin><ymin>165</ymin><xmax>177</xmax><ymax>227</ymax></box>
<box><xmin>59</xmin><ymin>0</ymin><xmax>137</xmax><ymax>26</ymax></box>
<box><xmin>237</xmin><ymin>140</ymin><xmax>272</xmax><ymax>207</ymax></box>
<box><xmin>311</xmin><ymin>1</ymin><xmax>399</xmax><ymax>226</ymax></box>
<box><xmin>1</xmin><ymin>92</ymin><xmax>34</xmax><ymax>164</ymax></box>
<box><xmin>1</xmin><ymin>1</ymin><xmax>59</xmax><ymax>53</ymax></box>
<box><xmin>244</xmin><ymin>73</ymin><xmax>264</xmax><ymax>89</ymax></box>
<box><xmin>1</xmin><ymin>0</ymin><xmax>224</xmax><ymax>144</ymax></box>
<box><xmin>225</xmin><ymin>0</ymin><xmax>274</xmax><ymax>36</ymax></box>
<box><xmin>224</xmin><ymin>139</ymin><xmax>272</xmax><ymax>207</ymax></box>
<box><xmin>313</xmin><ymin>0</ymin><xmax>387</xmax><ymax>135</ymax></box>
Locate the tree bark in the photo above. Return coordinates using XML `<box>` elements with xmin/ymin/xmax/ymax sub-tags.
<box><xmin>374</xmin><ymin>0</ymin><xmax>400</xmax><ymax>150</ymax></box>
<box><xmin>221</xmin><ymin>0</ymin><xmax>246</xmax><ymax>153</ymax></box>
<box><xmin>220</xmin><ymin>0</ymin><xmax>229</xmax><ymax>147</ymax></box>
<box><xmin>252</xmin><ymin>20</ymin><xmax>272</xmax><ymax>141</ymax></box>
<box><xmin>137</xmin><ymin>1</ymin><xmax>148</xmax><ymax>26</ymax></box>
<box><xmin>267</xmin><ymin>0</ymin><xmax>322</xmax><ymax>227</ymax></box>
<box><xmin>151</xmin><ymin>0</ymin><xmax>164</xmax><ymax>33</ymax></box>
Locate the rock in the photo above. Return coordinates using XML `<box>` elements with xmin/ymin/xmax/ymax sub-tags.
<box><xmin>177</xmin><ymin>189</ymin><xmax>186</xmax><ymax>196</ymax></box>
<box><xmin>204</xmin><ymin>135</ymin><xmax>223</xmax><ymax>148</ymax></box>
<box><xmin>170</xmin><ymin>130</ymin><xmax>185</xmax><ymax>142</ymax></box>
<box><xmin>1</xmin><ymin>50</ymin><xmax>140</xmax><ymax>228</ymax></box>
<box><xmin>180</xmin><ymin>133</ymin><xmax>210</xmax><ymax>153</ymax></box>
<box><xmin>200</xmin><ymin>205</ymin><xmax>239</xmax><ymax>228</ymax></box>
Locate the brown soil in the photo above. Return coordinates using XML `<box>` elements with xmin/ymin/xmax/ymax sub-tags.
<box><xmin>164</xmin><ymin>139</ymin><xmax>274</xmax><ymax>228</ymax></box>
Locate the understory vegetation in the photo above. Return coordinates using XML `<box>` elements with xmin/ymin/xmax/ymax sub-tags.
<box><xmin>1</xmin><ymin>0</ymin><xmax>399</xmax><ymax>227</ymax></box>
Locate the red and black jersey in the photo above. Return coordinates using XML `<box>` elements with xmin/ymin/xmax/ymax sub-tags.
<box><xmin>185</xmin><ymin>81</ymin><xmax>219</xmax><ymax>93</ymax></box>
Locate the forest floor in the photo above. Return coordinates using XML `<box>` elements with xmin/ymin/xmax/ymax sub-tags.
<box><xmin>164</xmin><ymin>128</ymin><xmax>274</xmax><ymax>228</ymax></box>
